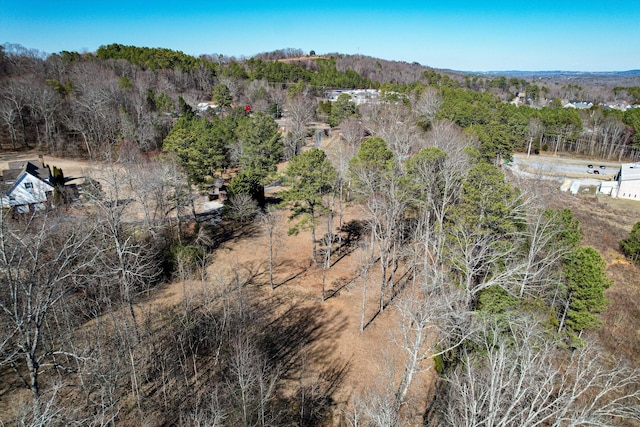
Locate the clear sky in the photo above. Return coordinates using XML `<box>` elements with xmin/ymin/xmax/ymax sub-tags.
<box><xmin>1</xmin><ymin>0</ymin><xmax>638</xmax><ymax>72</ymax></box>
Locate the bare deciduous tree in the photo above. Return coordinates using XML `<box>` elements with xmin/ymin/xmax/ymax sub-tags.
<box><xmin>1</xmin><ymin>79</ymin><xmax>30</xmax><ymax>149</ymax></box>
<box><xmin>601</xmin><ymin>114</ymin><xmax>628</xmax><ymax>160</ymax></box>
<box><xmin>393</xmin><ymin>283</ymin><xmax>470</xmax><ymax>419</ymax></box>
<box><xmin>410</xmin><ymin>87</ymin><xmax>442</xmax><ymax>129</ymax></box>
<box><xmin>258</xmin><ymin>208</ymin><xmax>282</xmax><ymax>291</ymax></box>
<box><xmin>509</xmin><ymin>208</ymin><xmax>574</xmax><ymax>299</ymax></box>
<box><xmin>351</xmin><ymin>170</ymin><xmax>409</xmax><ymax>312</ymax></box>
<box><xmin>86</xmin><ymin>159</ymin><xmax>163</xmax><ymax>337</ymax></box>
<box><xmin>526</xmin><ymin>117</ymin><xmax>544</xmax><ymax>157</ymax></box>
<box><xmin>0</xmin><ymin>211</ymin><xmax>98</xmax><ymax>410</ymax></box>
<box><xmin>66</xmin><ymin>64</ymin><xmax>122</xmax><ymax>158</ymax></box>
<box><xmin>361</xmin><ymin>102</ymin><xmax>417</xmax><ymax>159</ymax></box>
<box><xmin>0</xmin><ymin>96</ymin><xmax>20</xmax><ymax>149</ymax></box>
<box><xmin>284</xmin><ymin>89</ymin><xmax>315</xmax><ymax>158</ymax></box>
<box><xmin>228</xmin><ymin>335</ymin><xmax>279</xmax><ymax>427</ymax></box>
<box><xmin>226</xmin><ymin>193</ymin><xmax>259</xmax><ymax>225</ymax></box>
<box><xmin>326</xmin><ymin>125</ymin><xmax>360</xmax><ymax>248</ymax></box>
<box><xmin>243</xmin><ymin>79</ymin><xmax>269</xmax><ymax>114</ymax></box>
<box><xmin>354</xmin><ymin>242</ymin><xmax>375</xmax><ymax>332</ymax></box>
<box><xmin>448</xmin><ymin>222</ymin><xmax>523</xmax><ymax>307</ymax></box>
<box><xmin>389</xmin><ymin>209</ymin><xmax>474</xmax><ymax>421</ymax></box>
<box><xmin>25</xmin><ymin>78</ymin><xmax>62</xmax><ymax>151</ymax></box>
<box><xmin>339</xmin><ymin>116</ymin><xmax>365</xmax><ymax>148</ymax></box>
<box><xmin>437</xmin><ymin>315</ymin><xmax>640</xmax><ymax>426</ymax></box>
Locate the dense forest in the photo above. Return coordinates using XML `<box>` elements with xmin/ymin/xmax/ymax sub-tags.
<box><xmin>1</xmin><ymin>43</ymin><xmax>640</xmax><ymax>426</ymax></box>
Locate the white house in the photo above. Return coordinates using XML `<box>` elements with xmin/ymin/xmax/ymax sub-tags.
<box><xmin>611</xmin><ymin>163</ymin><xmax>640</xmax><ymax>200</ymax></box>
<box><xmin>196</xmin><ymin>101</ymin><xmax>219</xmax><ymax>112</ymax></box>
<box><xmin>564</xmin><ymin>100</ymin><xmax>594</xmax><ymax>109</ymax></box>
<box><xmin>325</xmin><ymin>89</ymin><xmax>380</xmax><ymax>105</ymax></box>
<box><xmin>1</xmin><ymin>160</ymin><xmax>55</xmax><ymax>212</ymax></box>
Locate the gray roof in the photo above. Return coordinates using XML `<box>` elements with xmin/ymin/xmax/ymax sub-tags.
<box><xmin>2</xmin><ymin>160</ymin><xmax>51</xmax><ymax>183</ymax></box>
<box><xmin>2</xmin><ymin>169</ymin><xmax>21</xmax><ymax>182</ymax></box>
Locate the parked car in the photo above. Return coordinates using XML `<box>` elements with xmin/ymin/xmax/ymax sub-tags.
<box><xmin>587</xmin><ymin>164</ymin><xmax>594</xmax><ymax>168</ymax></box>
<box><xmin>600</xmin><ymin>165</ymin><xmax>606</xmax><ymax>169</ymax></box>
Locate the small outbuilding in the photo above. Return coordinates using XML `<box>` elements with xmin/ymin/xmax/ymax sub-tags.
<box><xmin>207</xmin><ymin>177</ymin><xmax>227</xmax><ymax>202</ymax></box>
<box><xmin>598</xmin><ymin>180</ymin><xmax>617</xmax><ymax>196</ymax></box>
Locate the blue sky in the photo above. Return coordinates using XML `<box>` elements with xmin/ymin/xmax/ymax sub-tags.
<box><xmin>1</xmin><ymin>0</ymin><xmax>638</xmax><ymax>71</ymax></box>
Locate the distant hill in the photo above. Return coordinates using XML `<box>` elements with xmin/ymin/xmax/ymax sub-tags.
<box><xmin>468</xmin><ymin>70</ymin><xmax>640</xmax><ymax>86</ymax></box>
<box><xmin>474</xmin><ymin>70</ymin><xmax>640</xmax><ymax>77</ymax></box>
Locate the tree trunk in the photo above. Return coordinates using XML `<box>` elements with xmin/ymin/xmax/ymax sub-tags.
<box><xmin>310</xmin><ymin>207</ymin><xmax>317</xmax><ymax>265</ymax></box>
<box><xmin>269</xmin><ymin>238</ymin><xmax>274</xmax><ymax>291</ymax></box>
<box><xmin>337</xmin><ymin>180</ymin><xmax>344</xmax><ymax>252</ymax></box>
<box><xmin>558</xmin><ymin>291</ymin><xmax>572</xmax><ymax>333</ymax></box>
<box><xmin>395</xmin><ymin>327</ymin><xmax>424</xmax><ymax>418</ymax></box>
<box><xmin>360</xmin><ymin>274</ymin><xmax>368</xmax><ymax>332</ymax></box>
<box><xmin>26</xmin><ymin>352</ymin><xmax>40</xmax><ymax>401</ymax></box>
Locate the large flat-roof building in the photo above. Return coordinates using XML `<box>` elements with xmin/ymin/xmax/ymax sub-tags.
<box><xmin>612</xmin><ymin>163</ymin><xmax>640</xmax><ymax>200</ymax></box>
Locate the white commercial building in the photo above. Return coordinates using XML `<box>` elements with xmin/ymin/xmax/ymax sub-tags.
<box><xmin>610</xmin><ymin>163</ymin><xmax>640</xmax><ymax>200</ymax></box>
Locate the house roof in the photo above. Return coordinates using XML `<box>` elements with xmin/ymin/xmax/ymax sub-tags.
<box><xmin>564</xmin><ymin>101</ymin><xmax>593</xmax><ymax>109</ymax></box>
<box><xmin>2</xmin><ymin>160</ymin><xmax>51</xmax><ymax>183</ymax></box>
<box><xmin>619</xmin><ymin>163</ymin><xmax>640</xmax><ymax>182</ymax></box>
<box><xmin>2</xmin><ymin>168</ymin><xmax>22</xmax><ymax>182</ymax></box>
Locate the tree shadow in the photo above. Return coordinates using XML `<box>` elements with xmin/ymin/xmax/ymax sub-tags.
<box><xmin>324</xmin><ymin>219</ymin><xmax>368</xmax><ymax>268</ymax></box>
<box><xmin>314</xmin><ymin>219</ymin><xmax>367</xmax><ymax>270</ymax></box>
<box><xmin>323</xmin><ymin>276</ymin><xmax>357</xmax><ymax>301</ymax></box>
<box><xmin>0</xmin><ymin>361</ymin><xmax>27</xmax><ymax>403</ymax></box>
<box><xmin>273</xmin><ymin>259</ymin><xmax>312</xmax><ymax>289</ymax></box>
<box><xmin>361</xmin><ymin>269</ymin><xmax>413</xmax><ymax>331</ymax></box>
<box><xmin>338</xmin><ymin>219</ymin><xmax>367</xmax><ymax>253</ymax></box>
<box><xmin>363</xmin><ymin>309</ymin><xmax>382</xmax><ymax>331</ymax></box>
<box><xmin>264</xmin><ymin>194</ymin><xmax>283</xmax><ymax>206</ymax></box>
<box><xmin>386</xmin><ymin>270</ymin><xmax>412</xmax><ymax>307</ymax></box>
<box><xmin>293</xmin><ymin>356</ymin><xmax>353</xmax><ymax>427</ymax></box>
<box><xmin>258</xmin><ymin>298</ymin><xmax>346</xmax><ymax>377</ymax></box>
<box><xmin>257</xmin><ymin>296</ymin><xmax>351</xmax><ymax>426</ymax></box>
<box><xmin>137</xmin><ymin>285</ymin><xmax>350</xmax><ymax>426</ymax></box>
<box><xmin>228</xmin><ymin>259</ymin><xmax>268</xmax><ymax>289</ymax></box>
<box><xmin>202</xmin><ymin>218</ymin><xmax>262</xmax><ymax>250</ymax></box>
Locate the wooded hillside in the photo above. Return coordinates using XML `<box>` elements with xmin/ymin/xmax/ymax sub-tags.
<box><xmin>1</xmin><ymin>43</ymin><xmax>640</xmax><ymax>161</ymax></box>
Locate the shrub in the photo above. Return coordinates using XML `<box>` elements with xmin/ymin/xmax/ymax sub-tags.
<box><xmin>620</xmin><ymin>221</ymin><xmax>640</xmax><ymax>262</ymax></box>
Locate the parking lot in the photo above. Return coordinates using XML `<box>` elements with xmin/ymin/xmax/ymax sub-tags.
<box><xmin>508</xmin><ymin>154</ymin><xmax>619</xmax><ymax>186</ymax></box>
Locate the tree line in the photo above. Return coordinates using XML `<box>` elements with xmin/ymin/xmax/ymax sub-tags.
<box><xmin>2</xmin><ymin>43</ymin><xmax>640</xmax><ymax>163</ymax></box>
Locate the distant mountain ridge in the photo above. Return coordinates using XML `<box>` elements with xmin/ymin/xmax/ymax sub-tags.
<box><xmin>470</xmin><ymin>70</ymin><xmax>640</xmax><ymax>78</ymax></box>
